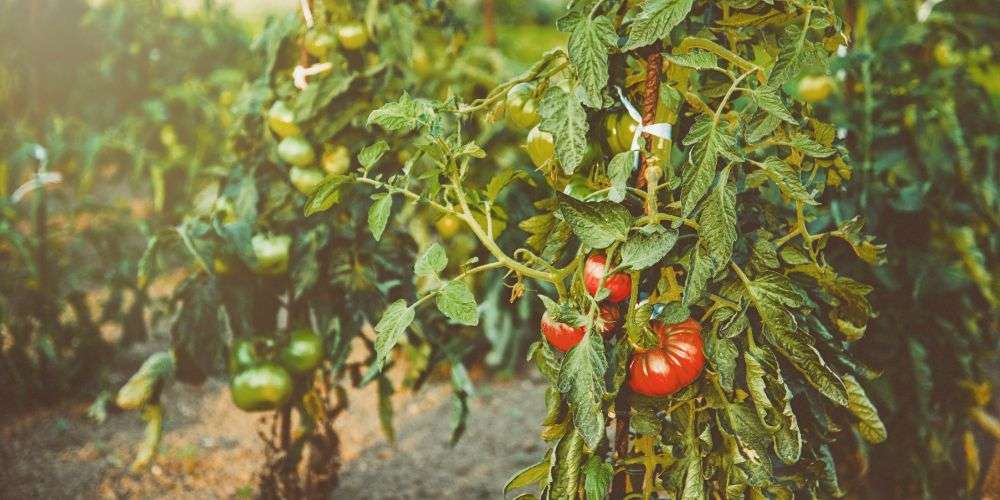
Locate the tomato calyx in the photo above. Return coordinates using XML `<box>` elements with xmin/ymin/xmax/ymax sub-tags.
<box><xmin>627</xmin><ymin>318</ymin><xmax>705</xmax><ymax>397</ymax></box>
<box><xmin>583</xmin><ymin>254</ymin><xmax>632</xmax><ymax>303</ymax></box>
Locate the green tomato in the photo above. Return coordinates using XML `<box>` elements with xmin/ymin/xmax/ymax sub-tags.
<box><xmin>605</xmin><ymin>114</ymin><xmax>627</xmax><ymax>154</ymax></box>
<box><xmin>797</xmin><ymin>75</ymin><xmax>836</xmax><ymax>103</ymax></box>
<box><xmin>252</xmin><ymin>234</ymin><xmax>291</xmax><ymax>276</ymax></box>
<box><xmin>435</xmin><ymin>213</ymin><xmax>462</xmax><ymax>239</ymax></box>
<box><xmin>609</xmin><ymin>109</ymin><xmax>672</xmax><ymax>163</ymax></box>
<box><xmin>228</xmin><ymin>337</ymin><xmax>274</xmax><ymax>374</ymax></box>
<box><xmin>505</xmin><ymin>83</ymin><xmax>540</xmax><ymax>129</ymax></box>
<box><xmin>267</xmin><ymin>100</ymin><xmax>300</xmax><ymax>138</ymax></box>
<box><xmin>279</xmin><ymin>328</ymin><xmax>324</xmax><ymax>374</ymax></box>
<box><xmin>412</xmin><ymin>44</ymin><xmax>432</xmax><ymax>76</ymax></box>
<box><xmin>289</xmin><ymin>166</ymin><xmax>325</xmax><ymax>195</ymax></box>
<box><xmin>304</xmin><ymin>29</ymin><xmax>336</xmax><ymax>58</ymax></box>
<box><xmin>230</xmin><ymin>363</ymin><xmax>293</xmax><ymax>412</ymax></box>
<box><xmin>526</xmin><ymin>125</ymin><xmax>555</xmax><ymax>169</ymax></box>
<box><xmin>337</xmin><ymin>22</ymin><xmax>368</xmax><ymax>50</ymax></box>
<box><xmin>322</xmin><ymin>145</ymin><xmax>351</xmax><ymax>175</ymax></box>
<box><xmin>277</xmin><ymin>136</ymin><xmax>315</xmax><ymax>167</ymax></box>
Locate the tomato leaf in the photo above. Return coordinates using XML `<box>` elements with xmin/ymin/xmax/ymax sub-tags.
<box><xmin>367</xmin><ymin>192</ymin><xmax>392</xmax><ymax>241</ymax></box>
<box><xmin>357</xmin><ymin>140</ymin><xmax>389</xmax><ymax>170</ymax></box>
<box><xmin>414</xmin><ymin>242</ymin><xmax>448</xmax><ymax>276</ymax></box>
<box><xmin>435</xmin><ymin>280</ymin><xmax>479</xmax><ymax>326</ymax></box>
<box><xmin>304</xmin><ymin>174</ymin><xmax>352</xmax><ymax>216</ymax></box>
<box><xmin>619</xmin><ymin>225</ymin><xmax>678</xmax><ymax>271</ymax></box>
<box><xmin>557</xmin><ymin>192</ymin><xmax>632</xmax><ymax>249</ymax></box>
<box><xmin>843</xmin><ymin>374</ymin><xmax>887</xmax><ymax>443</ymax></box>
<box><xmin>373</xmin><ymin>299</ymin><xmax>415</xmax><ymax>370</ymax></box>
<box><xmin>698</xmin><ymin>165</ymin><xmax>737</xmax><ymax>273</ymax></box>
<box><xmin>606</xmin><ymin>150</ymin><xmax>636</xmax><ymax>203</ymax></box>
<box><xmin>567</xmin><ymin>15</ymin><xmax>616</xmax><ymax>108</ymax></box>
<box><xmin>539</xmin><ymin>84</ymin><xmax>589</xmax><ymax>175</ymax></box>
<box><xmin>624</xmin><ymin>0</ymin><xmax>695</xmax><ymax>50</ymax></box>
<box><xmin>556</xmin><ymin>331</ymin><xmax>607</xmax><ymax>449</ymax></box>
<box><xmin>583</xmin><ymin>455</ymin><xmax>613</xmax><ymax>500</ymax></box>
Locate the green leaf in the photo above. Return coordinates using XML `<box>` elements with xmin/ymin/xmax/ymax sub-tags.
<box><xmin>683</xmin><ymin>244</ymin><xmax>712</xmax><ymax>306</ymax></box>
<box><xmin>742</xmin><ymin>273</ymin><xmax>848</xmax><ymax>406</ymax></box>
<box><xmin>505</xmin><ymin>457</ymin><xmax>551</xmax><ymax>494</ymax></box>
<box><xmin>557</xmin><ymin>192</ymin><xmax>632</xmax><ymax>249</ymax></box>
<box><xmin>485</xmin><ymin>169</ymin><xmax>533</xmax><ymax>201</ymax></box>
<box><xmin>304</xmin><ymin>175</ymin><xmax>352</xmax><ymax>216</ymax></box>
<box><xmin>681</xmin><ymin>115</ymin><xmax>740</xmax><ymax>217</ymax></box>
<box><xmin>583</xmin><ymin>455</ymin><xmax>613</xmax><ymax>500</ymax></box>
<box><xmin>366</xmin><ymin>91</ymin><xmax>436</xmax><ymax>134</ymax></box>
<box><xmin>624</xmin><ymin>0</ymin><xmax>695</xmax><ymax>50</ymax></box>
<box><xmin>436</xmin><ymin>280</ymin><xmax>479</xmax><ymax>326</ymax></box>
<box><xmin>619</xmin><ymin>225</ymin><xmax>678</xmax><ymax>271</ymax></box>
<box><xmin>551</xmin><ymin>429</ymin><xmax>585</xmax><ymax>498</ymax></box>
<box><xmin>768</xmin><ymin>25</ymin><xmax>805</xmax><ymax>86</ymax></box>
<box><xmin>698</xmin><ymin>165</ymin><xmax>737</xmax><ymax>273</ymax></box>
<box><xmin>664</xmin><ymin>49</ymin><xmax>718</xmax><ymax>69</ymax></box>
<box><xmin>567</xmin><ymin>16</ymin><xmax>616</xmax><ymax>108</ymax></box>
<box><xmin>373</xmin><ymin>300</ymin><xmax>415</xmax><ymax>370</ymax></box>
<box><xmin>539</xmin><ymin>85</ymin><xmax>590</xmax><ymax>175</ymax></box>
<box><xmin>556</xmin><ymin>331</ymin><xmax>607</xmax><ymax>449</ymax></box>
<box><xmin>367</xmin><ymin>193</ymin><xmax>392</xmax><ymax>241</ymax></box>
<box><xmin>705</xmin><ymin>331</ymin><xmax>737</xmax><ymax>392</ymax></box>
<box><xmin>607</xmin><ymin>151</ymin><xmax>636</xmax><ymax>203</ymax></box>
<box><xmin>358</xmin><ymin>140</ymin><xmax>389</xmax><ymax>169</ymax></box>
<box><xmin>752</xmin><ymin>86</ymin><xmax>797</xmax><ymax>125</ymax></box>
<box><xmin>788</xmin><ymin>133</ymin><xmax>836</xmax><ymax>158</ymax></box>
<box><xmin>294</xmin><ymin>72</ymin><xmax>357</xmax><ymax>121</ymax></box>
<box><xmin>843</xmin><ymin>374</ymin><xmax>887</xmax><ymax>443</ymax></box>
<box><xmin>414</xmin><ymin>243</ymin><xmax>448</xmax><ymax>276</ymax></box>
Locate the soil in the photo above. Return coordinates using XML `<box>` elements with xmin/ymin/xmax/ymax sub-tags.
<box><xmin>0</xmin><ymin>342</ymin><xmax>547</xmax><ymax>499</ymax></box>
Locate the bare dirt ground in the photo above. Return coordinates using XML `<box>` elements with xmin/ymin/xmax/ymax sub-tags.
<box><xmin>0</xmin><ymin>344</ymin><xmax>547</xmax><ymax>499</ymax></box>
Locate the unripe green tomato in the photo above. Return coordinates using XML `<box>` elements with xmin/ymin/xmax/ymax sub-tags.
<box><xmin>230</xmin><ymin>363</ymin><xmax>293</xmax><ymax>412</ymax></box>
<box><xmin>304</xmin><ymin>29</ymin><xmax>336</xmax><ymax>58</ymax></box>
<box><xmin>252</xmin><ymin>234</ymin><xmax>291</xmax><ymax>276</ymax></box>
<box><xmin>505</xmin><ymin>83</ymin><xmax>540</xmax><ymax>129</ymax></box>
<box><xmin>277</xmin><ymin>136</ymin><xmax>315</xmax><ymax>167</ymax></box>
<box><xmin>228</xmin><ymin>338</ymin><xmax>273</xmax><ymax>374</ymax></box>
<box><xmin>435</xmin><ymin>213</ymin><xmax>462</xmax><ymax>239</ymax></box>
<box><xmin>279</xmin><ymin>328</ymin><xmax>324</xmax><ymax>374</ymax></box>
<box><xmin>608</xmin><ymin>100</ymin><xmax>673</xmax><ymax>158</ymax></box>
<box><xmin>289</xmin><ymin>166</ymin><xmax>325</xmax><ymax>195</ymax></box>
<box><xmin>322</xmin><ymin>145</ymin><xmax>351</xmax><ymax>175</ymax></box>
<box><xmin>526</xmin><ymin>125</ymin><xmax>555</xmax><ymax>169</ymax></box>
<box><xmin>797</xmin><ymin>75</ymin><xmax>836</xmax><ymax>103</ymax></box>
<box><xmin>337</xmin><ymin>22</ymin><xmax>368</xmax><ymax>50</ymax></box>
<box><xmin>160</xmin><ymin>125</ymin><xmax>177</xmax><ymax>147</ymax></box>
<box><xmin>267</xmin><ymin>100</ymin><xmax>300</xmax><ymax>138</ymax></box>
<box><xmin>605</xmin><ymin>114</ymin><xmax>627</xmax><ymax>154</ymax></box>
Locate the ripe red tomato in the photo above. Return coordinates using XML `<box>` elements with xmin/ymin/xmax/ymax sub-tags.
<box><xmin>628</xmin><ymin>319</ymin><xmax>705</xmax><ymax>397</ymax></box>
<box><xmin>583</xmin><ymin>254</ymin><xmax>631</xmax><ymax>303</ymax></box>
<box><xmin>598</xmin><ymin>303</ymin><xmax>621</xmax><ymax>338</ymax></box>
<box><xmin>540</xmin><ymin>311</ymin><xmax>585</xmax><ymax>352</ymax></box>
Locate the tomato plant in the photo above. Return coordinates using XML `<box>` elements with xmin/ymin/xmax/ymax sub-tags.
<box><xmin>320</xmin><ymin>0</ymin><xmax>889</xmax><ymax>496</ymax></box>
<box><xmin>116</xmin><ymin>0</ymin><xmax>531</xmax><ymax>492</ymax></box>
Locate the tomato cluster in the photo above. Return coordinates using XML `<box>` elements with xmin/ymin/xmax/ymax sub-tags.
<box><xmin>539</xmin><ymin>253</ymin><xmax>704</xmax><ymax>396</ymax></box>
<box><xmin>228</xmin><ymin>329</ymin><xmax>324</xmax><ymax>412</ymax></box>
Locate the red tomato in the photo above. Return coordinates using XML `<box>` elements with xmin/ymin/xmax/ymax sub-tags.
<box><xmin>540</xmin><ymin>311</ymin><xmax>586</xmax><ymax>352</ymax></box>
<box><xmin>583</xmin><ymin>254</ymin><xmax>632</xmax><ymax>303</ymax></box>
<box><xmin>598</xmin><ymin>303</ymin><xmax>621</xmax><ymax>338</ymax></box>
<box><xmin>628</xmin><ymin>319</ymin><xmax>705</xmax><ymax>397</ymax></box>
